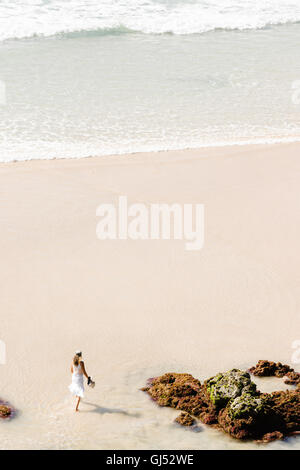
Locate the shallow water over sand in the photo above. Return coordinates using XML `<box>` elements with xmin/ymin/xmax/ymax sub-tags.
<box><xmin>1</xmin><ymin>24</ymin><xmax>300</xmax><ymax>162</ymax></box>
<box><xmin>1</xmin><ymin>144</ymin><xmax>299</xmax><ymax>449</ymax></box>
<box><xmin>1</xmin><ymin>362</ymin><xmax>299</xmax><ymax>450</ymax></box>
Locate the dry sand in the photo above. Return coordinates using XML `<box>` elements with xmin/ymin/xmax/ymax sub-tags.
<box><xmin>0</xmin><ymin>142</ymin><xmax>299</xmax><ymax>449</ymax></box>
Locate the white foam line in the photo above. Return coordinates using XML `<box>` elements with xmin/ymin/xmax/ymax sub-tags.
<box><xmin>1</xmin><ymin>0</ymin><xmax>300</xmax><ymax>42</ymax></box>
<box><xmin>1</xmin><ymin>135</ymin><xmax>300</xmax><ymax>164</ymax></box>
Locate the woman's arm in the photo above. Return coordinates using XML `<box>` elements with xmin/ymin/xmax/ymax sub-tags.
<box><xmin>80</xmin><ymin>361</ymin><xmax>89</xmax><ymax>379</ymax></box>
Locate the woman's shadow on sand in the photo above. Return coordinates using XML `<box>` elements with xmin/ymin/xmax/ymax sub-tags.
<box><xmin>82</xmin><ymin>401</ymin><xmax>140</xmax><ymax>418</ymax></box>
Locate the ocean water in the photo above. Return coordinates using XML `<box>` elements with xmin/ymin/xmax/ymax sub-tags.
<box><xmin>0</xmin><ymin>0</ymin><xmax>300</xmax><ymax>161</ymax></box>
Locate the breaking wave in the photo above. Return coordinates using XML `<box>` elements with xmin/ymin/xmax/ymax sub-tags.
<box><xmin>1</xmin><ymin>0</ymin><xmax>300</xmax><ymax>42</ymax></box>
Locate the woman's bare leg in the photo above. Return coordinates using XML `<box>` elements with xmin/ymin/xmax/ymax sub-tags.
<box><xmin>75</xmin><ymin>397</ymin><xmax>80</xmax><ymax>412</ymax></box>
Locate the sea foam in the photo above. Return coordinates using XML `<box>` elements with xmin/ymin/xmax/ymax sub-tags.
<box><xmin>1</xmin><ymin>0</ymin><xmax>300</xmax><ymax>41</ymax></box>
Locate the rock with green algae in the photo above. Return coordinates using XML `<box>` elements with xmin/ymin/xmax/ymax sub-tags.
<box><xmin>219</xmin><ymin>406</ymin><xmax>285</xmax><ymax>441</ymax></box>
<box><xmin>205</xmin><ymin>369</ymin><xmax>257</xmax><ymax>409</ymax></box>
<box><xmin>228</xmin><ymin>392</ymin><xmax>269</xmax><ymax>419</ymax></box>
<box><xmin>217</xmin><ymin>392</ymin><xmax>284</xmax><ymax>440</ymax></box>
<box><xmin>142</xmin><ymin>365</ymin><xmax>300</xmax><ymax>443</ymax></box>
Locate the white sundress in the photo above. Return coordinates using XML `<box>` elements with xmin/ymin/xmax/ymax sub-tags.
<box><xmin>69</xmin><ymin>363</ymin><xmax>85</xmax><ymax>398</ymax></box>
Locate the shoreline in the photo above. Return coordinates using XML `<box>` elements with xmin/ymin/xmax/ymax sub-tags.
<box><xmin>1</xmin><ymin>137</ymin><xmax>300</xmax><ymax>167</ymax></box>
<box><xmin>1</xmin><ymin>141</ymin><xmax>300</xmax><ymax>449</ymax></box>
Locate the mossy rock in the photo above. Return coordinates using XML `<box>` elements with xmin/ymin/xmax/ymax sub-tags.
<box><xmin>205</xmin><ymin>369</ymin><xmax>257</xmax><ymax>409</ymax></box>
<box><xmin>142</xmin><ymin>362</ymin><xmax>300</xmax><ymax>442</ymax></box>
<box><xmin>228</xmin><ymin>392</ymin><xmax>270</xmax><ymax>419</ymax></box>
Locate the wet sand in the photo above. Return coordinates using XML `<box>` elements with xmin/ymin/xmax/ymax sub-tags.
<box><xmin>0</xmin><ymin>142</ymin><xmax>300</xmax><ymax>449</ymax></box>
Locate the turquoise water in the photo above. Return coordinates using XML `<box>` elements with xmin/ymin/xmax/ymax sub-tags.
<box><xmin>0</xmin><ymin>1</ymin><xmax>300</xmax><ymax>161</ymax></box>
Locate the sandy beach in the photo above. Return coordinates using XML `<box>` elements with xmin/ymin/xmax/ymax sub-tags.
<box><xmin>0</xmin><ymin>141</ymin><xmax>300</xmax><ymax>449</ymax></box>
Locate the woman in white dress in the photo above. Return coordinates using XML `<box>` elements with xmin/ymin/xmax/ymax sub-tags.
<box><xmin>69</xmin><ymin>351</ymin><xmax>90</xmax><ymax>411</ymax></box>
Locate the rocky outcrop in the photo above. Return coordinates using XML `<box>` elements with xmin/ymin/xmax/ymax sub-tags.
<box><xmin>218</xmin><ymin>392</ymin><xmax>285</xmax><ymax>440</ymax></box>
<box><xmin>284</xmin><ymin>371</ymin><xmax>300</xmax><ymax>386</ymax></box>
<box><xmin>0</xmin><ymin>401</ymin><xmax>14</xmax><ymax>419</ymax></box>
<box><xmin>175</xmin><ymin>412</ymin><xmax>195</xmax><ymax>426</ymax></box>
<box><xmin>249</xmin><ymin>360</ymin><xmax>300</xmax><ymax>386</ymax></box>
<box><xmin>143</xmin><ymin>372</ymin><xmax>218</xmax><ymax>424</ymax></box>
<box><xmin>269</xmin><ymin>390</ymin><xmax>300</xmax><ymax>433</ymax></box>
<box><xmin>205</xmin><ymin>369</ymin><xmax>256</xmax><ymax>408</ymax></box>
<box><xmin>142</xmin><ymin>363</ymin><xmax>300</xmax><ymax>444</ymax></box>
<box><xmin>259</xmin><ymin>431</ymin><xmax>284</xmax><ymax>443</ymax></box>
